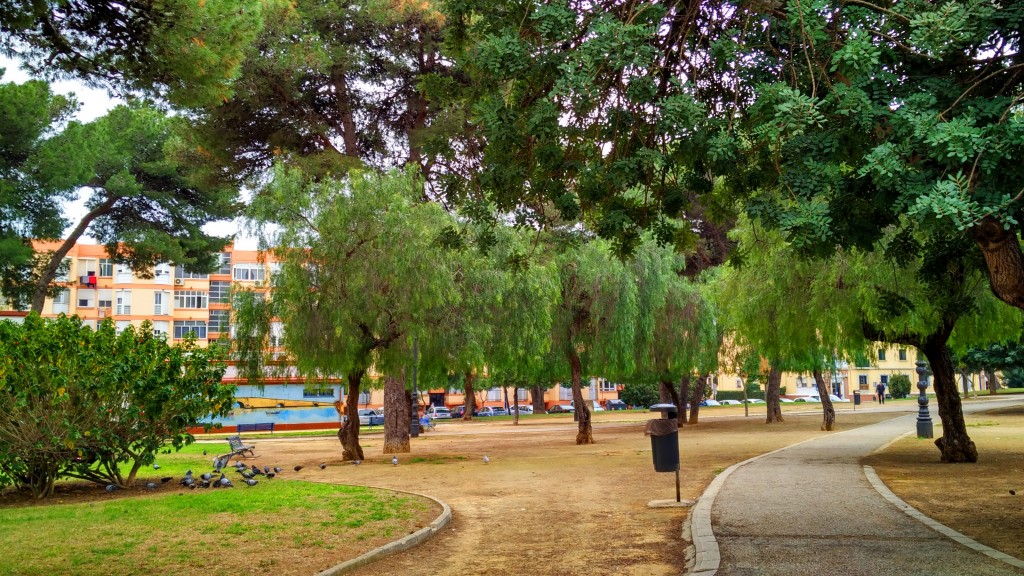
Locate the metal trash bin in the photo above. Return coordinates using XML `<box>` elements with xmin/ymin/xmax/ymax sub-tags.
<box><xmin>853</xmin><ymin>390</ymin><xmax>861</xmax><ymax>406</ymax></box>
<box><xmin>646</xmin><ymin>404</ymin><xmax>679</xmax><ymax>473</ymax></box>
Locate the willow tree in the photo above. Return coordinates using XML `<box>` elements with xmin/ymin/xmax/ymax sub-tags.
<box><xmin>250</xmin><ymin>167</ymin><xmax>454</xmax><ymax>459</ymax></box>
<box><xmin>548</xmin><ymin>234</ymin><xmax>638</xmax><ymax>444</ymax></box>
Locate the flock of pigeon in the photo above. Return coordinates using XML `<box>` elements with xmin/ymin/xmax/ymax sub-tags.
<box><xmin>103</xmin><ymin>450</ymin><xmax>492</xmax><ymax>493</ymax></box>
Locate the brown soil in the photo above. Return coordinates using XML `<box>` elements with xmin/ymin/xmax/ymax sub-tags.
<box><xmin>256</xmin><ymin>408</ymin><xmax>897</xmax><ymax>576</ymax></box>
<box><xmin>865</xmin><ymin>401</ymin><xmax>1024</xmax><ymax>560</ymax></box>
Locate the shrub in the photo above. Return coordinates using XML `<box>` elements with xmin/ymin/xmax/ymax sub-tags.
<box><xmin>889</xmin><ymin>374</ymin><xmax>912</xmax><ymax>399</ymax></box>
<box><xmin>619</xmin><ymin>381</ymin><xmax>660</xmax><ymax>408</ymax></box>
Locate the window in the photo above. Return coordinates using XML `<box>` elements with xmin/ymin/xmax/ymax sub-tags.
<box><xmin>116</xmin><ymin>320</ymin><xmax>131</xmax><ymax>334</ymax></box>
<box><xmin>209</xmin><ymin>281</ymin><xmax>230</xmax><ymax>303</ymax></box>
<box><xmin>858</xmin><ymin>374</ymin><xmax>869</xmax><ymax>390</ymax></box>
<box><xmin>217</xmin><ymin>253</ymin><xmax>232</xmax><ymax>274</ymax></box>
<box><xmin>81</xmin><ymin>319</ymin><xmax>97</xmax><ymax>330</ymax></box>
<box><xmin>878</xmin><ymin>349</ymin><xmax>886</xmax><ymax>361</ymax></box>
<box><xmin>77</xmin><ymin>258</ymin><xmax>97</xmax><ymax>276</ymax></box>
<box><xmin>209</xmin><ymin>309</ymin><xmax>230</xmax><ymax>333</ymax></box>
<box><xmin>77</xmin><ymin>288</ymin><xmax>95</xmax><ymax>308</ymax></box>
<box><xmin>153</xmin><ymin>291</ymin><xmax>170</xmax><ymax>315</ymax></box>
<box><xmin>269</xmin><ymin>322</ymin><xmax>283</xmax><ymax>347</ymax></box>
<box><xmin>98</xmin><ymin>259</ymin><xmax>113</xmax><ymax>277</ymax></box>
<box><xmin>173</xmin><ymin>320</ymin><xmax>207</xmax><ymax>339</ymax></box>
<box><xmin>233</xmin><ymin>264</ymin><xmax>265</xmax><ymax>282</ymax></box>
<box><xmin>898</xmin><ymin>349</ymin><xmax>907</xmax><ymax>361</ymax></box>
<box><xmin>55</xmin><ymin>258</ymin><xmax>71</xmax><ymax>282</ymax></box>
<box><xmin>880</xmin><ymin>375</ymin><xmax>889</xmax><ymax>385</ymax></box>
<box><xmin>174</xmin><ymin>290</ymin><xmax>208</xmax><ymax>309</ymax></box>
<box><xmin>517</xmin><ymin>389</ymin><xmax>528</xmax><ymax>401</ymax></box>
<box><xmin>116</xmin><ymin>264</ymin><xmax>133</xmax><ymax>283</ymax></box>
<box><xmin>154</xmin><ymin>263</ymin><xmax>171</xmax><ymax>284</ymax></box>
<box><xmin>97</xmin><ymin>289</ymin><xmax>113</xmax><ymax>309</ymax></box>
<box><xmin>152</xmin><ymin>320</ymin><xmax>169</xmax><ymax>339</ymax></box>
<box><xmin>53</xmin><ymin>289</ymin><xmax>70</xmax><ymax>313</ymax></box>
<box><xmin>358</xmin><ymin>391</ymin><xmax>371</xmax><ymax>404</ymax></box>
<box><xmin>174</xmin><ymin>267</ymin><xmax>208</xmax><ymax>280</ymax></box>
<box><xmin>559</xmin><ymin>385</ymin><xmax>573</xmax><ymax>400</ymax></box>
<box><xmin>303</xmin><ymin>383</ymin><xmax>335</xmax><ymax>398</ymax></box>
<box><xmin>115</xmin><ymin>290</ymin><xmax>132</xmax><ymax>314</ymax></box>
<box><xmin>599</xmin><ymin>379</ymin><xmax>616</xmax><ymax>392</ymax></box>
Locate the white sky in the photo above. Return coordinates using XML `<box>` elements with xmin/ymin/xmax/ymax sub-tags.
<box><xmin>2</xmin><ymin>57</ymin><xmax>255</xmax><ymax>248</ymax></box>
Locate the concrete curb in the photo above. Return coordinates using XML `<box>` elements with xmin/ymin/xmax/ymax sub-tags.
<box><xmin>313</xmin><ymin>486</ymin><xmax>452</xmax><ymax>576</ymax></box>
<box><xmin>864</xmin><ymin>465</ymin><xmax>1024</xmax><ymax>571</ymax></box>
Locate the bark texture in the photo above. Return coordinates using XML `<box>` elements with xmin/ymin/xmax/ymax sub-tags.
<box><xmin>986</xmin><ymin>369</ymin><xmax>1000</xmax><ymax>395</ymax></box>
<box><xmin>812</xmin><ymin>369</ymin><xmax>836</xmax><ymax>431</ymax></box>
<box><xmin>383</xmin><ymin>373</ymin><xmax>410</xmax><ymax>454</ymax></box>
<box><xmin>531</xmin><ymin>384</ymin><xmax>546</xmax><ymax>412</ymax></box>
<box><xmin>923</xmin><ymin>339</ymin><xmax>978</xmax><ymax>463</ymax></box>
<box><xmin>569</xmin><ymin>350</ymin><xmax>593</xmax><ymax>444</ymax></box>
<box><xmin>972</xmin><ymin>217</ymin><xmax>1024</xmax><ymax>312</ymax></box>
<box><xmin>765</xmin><ymin>366</ymin><xmax>784</xmax><ymax>423</ymax></box>
<box><xmin>688</xmin><ymin>375</ymin><xmax>706</xmax><ymax>424</ymax></box>
<box><xmin>677</xmin><ymin>375</ymin><xmax>690</xmax><ymax>426</ymax></box>
<box><xmin>338</xmin><ymin>371</ymin><xmax>365</xmax><ymax>461</ymax></box>
<box><xmin>660</xmin><ymin>379</ymin><xmax>683</xmax><ymax>427</ymax></box>
<box><xmin>463</xmin><ymin>372</ymin><xmax>476</xmax><ymax>421</ymax></box>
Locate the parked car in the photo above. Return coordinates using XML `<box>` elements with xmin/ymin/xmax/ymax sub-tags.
<box><xmin>605</xmin><ymin>399</ymin><xmax>628</xmax><ymax>410</ymax></box>
<box><xmin>700</xmin><ymin>399</ymin><xmax>721</xmax><ymax>407</ymax></box>
<box><xmin>425</xmin><ymin>406</ymin><xmax>452</xmax><ymax>419</ymax></box>
<box><xmin>779</xmin><ymin>398</ymin><xmax>795</xmax><ymax>403</ymax></box>
<box><xmin>450</xmin><ymin>405</ymin><xmax>467</xmax><ymax>418</ymax></box>
<box><xmin>592</xmin><ymin>403</ymin><xmax>605</xmax><ymax>411</ymax></box>
<box><xmin>830</xmin><ymin>394</ymin><xmax>851</xmax><ymax>403</ymax></box>
<box><xmin>794</xmin><ymin>395</ymin><xmax>821</xmax><ymax>402</ymax></box>
<box><xmin>720</xmin><ymin>399</ymin><xmax>742</xmax><ymax>405</ymax></box>
<box><xmin>547</xmin><ymin>404</ymin><xmax>575</xmax><ymax>414</ymax></box>
<box><xmin>475</xmin><ymin>406</ymin><xmax>505</xmax><ymax>417</ymax></box>
<box><xmin>509</xmin><ymin>404</ymin><xmax>533</xmax><ymax>414</ymax></box>
<box><xmin>743</xmin><ymin>398</ymin><xmax>766</xmax><ymax>404</ymax></box>
<box><xmin>343</xmin><ymin>408</ymin><xmax>383</xmax><ymax>426</ymax></box>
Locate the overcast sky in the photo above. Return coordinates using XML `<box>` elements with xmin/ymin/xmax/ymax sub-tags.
<box><xmin>2</xmin><ymin>57</ymin><xmax>254</xmax><ymax>248</ymax></box>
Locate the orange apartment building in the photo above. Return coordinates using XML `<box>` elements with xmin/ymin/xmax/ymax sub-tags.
<box><xmin>8</xmin><ymin>241</ymin><xmax>628</xmax><ymax>426</ymax></box>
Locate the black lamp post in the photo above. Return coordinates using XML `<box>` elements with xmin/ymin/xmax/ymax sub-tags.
<box><xmin>916</xmin><ymin>360</ymin><xmax>933</xmax><ymax>438</ymax></box>
<box><xmin>410</xmin><ymin>335</ymin><xmax>420</xmax><ymax>438</ymax></box>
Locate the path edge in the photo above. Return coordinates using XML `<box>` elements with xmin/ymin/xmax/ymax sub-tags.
<box><xmin>863</xmin><ymin>465</ymin><xmax>1024</xmax><ymax>571</ymax></box>
<box><xmin>314</xmin><ymin>486</ymin><xmax>452</xmax><ymax>576</ymax></box>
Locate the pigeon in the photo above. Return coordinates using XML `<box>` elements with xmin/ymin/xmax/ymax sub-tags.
<box><xmin>213</xmin><ymin>455</ymin><xmax>229</xmax><ymax>472</ymax></box>
<box><xmin>202</xmin><ymin>449</ymin><xmax>208</xmax><ymax>456</ymax></box>
<box><xmin>152</xmin><ymin>463</ymin><xmax>161</xmax><ymax>470</ymax></box>
<box><xmin>218</xmin><ymin>474</ymin><xmax>233</xmax><ymax>488</ymax></box>
<box><xmin>1012</xmin><ymin>490</ymin><xmax>1017</xmax><ymax>495</ymax></box>
<box><xmin>319</xmin><ymin>463</ymin><xmax>327</xmax><ymax>470</ymax></box>
<box><xmin>483</xmin><ymin>455</ymin><xmax>490</xmax><ymax>464</ymax></box>
<box><xmin>263</xmin><ymin>466</ymin><xmax>270</xmax><ymax>474</ymax></box>
<box><xmin>240</xmin><ymin>470</ymin><xmax>255</xmax><ymax>479</ymax></box>
<box><xmin>160</xmin><ymin>476</ymin><xmax>173</xmax><ymax>484</ymax></box>
<box><xmin>200</xmin><ymin>479</ymin><xmax>211</xmax><ymax>488</ymax></box>
<box><xmin>391</xmin><ymin>456</ymin><xmax>398</xmax><ymax>466</ymax></box>
<box><xmin>244</xmin><ymin>478</ymin><xmax>258</xmax><ymax>487</ymax></box>
<box><xmin>273</xmin><ymin>467</ymin><xmax>282</xmax><ymax>473</ymax></box>
<box><xmin>145</xmin><ymin>482</ymin><xmax>157</xmax><ymax>491</ymax></box>
<box><xmin>201</xmin><ymin>472</ymin><xmax>213</xmax><ymax>481</ymax></box>
<box><xmin>266</xmin><ymin>472</ymin><xmax>275</xmax><ymax>479</ymax></box>
<box><xmin>180</xmin><ymin>470</ymin><xmax>195</xmax><ymax>487</ymax></box>
<box><xmin>352</xmin><ymin>460</ymin><xmax>361</xmax><ymax>466</ymax></box>
<box><xmin>105</xmin><ymin>484</ymin><xmax>117</xmax><ymax>493</ymax></box>
<box><xmin>294</xmin><ymin>465</ymin><xmax>304</xmax><ymax>472</ymax></box>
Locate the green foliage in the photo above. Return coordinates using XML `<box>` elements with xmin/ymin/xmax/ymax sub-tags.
<box><xmin>619</xmin><ymin>381</ymin><xmax>659</xmax><ymax>408</ymax></box>
<box><xmin>1002</xmin><ymin>368</ymin><xmax>1024</xmax><ymax>388</ymax></box>
<box><xmin>0</xmin><ymin>315</ymin><xmax>232</xmax><ymax>497</ymax></box>
<box><xmin>888</xmin><ymin>374</ymin><xmax>912</xmax><ymax>399</ymax></box>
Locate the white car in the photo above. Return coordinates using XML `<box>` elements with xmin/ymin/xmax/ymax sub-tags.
<box><xmin>510</xmin><ymin>404</ymin><xmax>533</xmax><ymax>414</ymax></box>
<box><xmin>743</xmin><ymin>398</ymin><xmax>765</xmax><ymax>404</ymax></box>
<box><xmin>795</xmin><ymin>395</ymin><xmax>821</xmax><ymax>402</ymax></box>
<box><xmin>425</xmin><ymin>406</ymin><xmax>451</xmax><ymax>419</ymax></box>
<box><xmin>779</xmin><ymin>398</ymin><xmax>795</xmax><ymax>403</ymax></box>
<box><xmin>830</xmin><ymin>394</ymin><xmax>851</xmax><ymax>403</ymax></box>
<box><xmin>701</xmin><ymin>399</ymin><xmax>721</xmax><ymax>407</ymax></box>
<box><xmin>720</xmin><ymin>399</ymin><xmax>742</xmax><ymax>405</ymax></box>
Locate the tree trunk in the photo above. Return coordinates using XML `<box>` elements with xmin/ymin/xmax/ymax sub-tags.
<box><xmin>463</xmin><ymin>372</ymin><xmax>476</xmax><ymax>421</ymax></box>
<box><xmin>383</xmin><ymin>373</ymin><xmax>410</xmax><ymax>454</ymax></box>
<box><xmin>986</xmin><ymin>368</ymin><xmax>999</xmax><ymax>395</ymax></box>
<box><xmin>765</xmin><ymin>366</ymin><xmax>784</xmax><ymax>423</ymax></box>
<box><xmin>960</xmin><ymin>370</ymin><xmax>971</xmax><ymax>399</ymax></box>
<box><xmin>812</xmin><ymin>369</ymin><xmax>835</xmax><ymax>431</ymax></box>
<box><xmin>568</xmin><ymin>350</ymin><xmax>593</xmax><ymax>444</ymax></box>
<box><xmin>511</xmin><ymin>386</ymin><xmax>520</xmax><ymax>425</ymax></box>
<box><xmin>338</xmin><ymin>371</ymin><xmax>364</xmax><ymax>461</ymax></box>
<box><xmin>971</xmin><ymin>217</ymin><xmax>1024</xmax><ymax>312</ymax></box>
<box><xmin>531</xmin><ymin>384</ymin><xmax>546</xmax><ymax>412</ymax></box>
<box><xmin>30</xmin><ymin>195</ymin><xmax>118</xmax><ymax>312</ymax></box>
<box><xmin>659</xmin><ymin>378</ymin><xmax>681</xmax><ymax>426</ymax></box>
<box><xmin>688</xmin><ymin>374</ymin><xmax>706</xmax><ymax>424</ymax></box>
<box><xmin>922</xmin><ymin>338</ymin><xmax>978</xmax><ymax>463</ymax></box>
<box><xmin>677</xmin><ymin>375</ymin><xmax>690</xmax><ymax>426</ymax></box>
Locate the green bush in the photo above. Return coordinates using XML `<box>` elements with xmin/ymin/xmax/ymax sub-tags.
<box><xmin>1003</xmin><ymin>368</ymin><xmax>1024</xmax><ymax>388</ymax></box>
<box><xmin>0</xmin><ymin>315</ymin><xmax>234</xmax><ymax>498</ymax></box>
<box><xmin>889</xmin><ymin>374</ymin><xmax>912</xmax><ymax>398</ymax></box>
<box><xmin>619</xmin><ymin>381</ymin><xmax>660</xmax><ymax>408</ymax></box>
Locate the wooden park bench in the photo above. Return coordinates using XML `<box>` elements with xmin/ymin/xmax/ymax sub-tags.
<box><xmin>236</xmin><ymin>422</ymin><xmax>275</xmax><ymax>433</ymax></box>
<box><xmin>227</xmin><ymin>435</ymin><xmax>256</xmax><ymax>458</ymax></box>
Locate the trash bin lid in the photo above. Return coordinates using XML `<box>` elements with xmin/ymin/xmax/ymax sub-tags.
<box><xmin>649</xmin><ymin>403</ymin><xmax>677</xmax><ymax>412</ymax></box>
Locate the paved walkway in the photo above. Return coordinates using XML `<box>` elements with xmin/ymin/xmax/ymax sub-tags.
<box><xmin>691</xmin><ymin>398</ymin><xmax>1024</xmax><ymax>576</ymax></box>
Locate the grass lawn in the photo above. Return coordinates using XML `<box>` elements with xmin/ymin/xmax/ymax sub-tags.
<box><xmin>0</xmin><ymin>443</ymin><xmax>437</xmax><ymax>576</ymax></box>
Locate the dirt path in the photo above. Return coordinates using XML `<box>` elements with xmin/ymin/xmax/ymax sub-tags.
<box><xmin>255</xmin><ymin>410</ymin><xmax>899</xmax><ymax>576</ymax></box>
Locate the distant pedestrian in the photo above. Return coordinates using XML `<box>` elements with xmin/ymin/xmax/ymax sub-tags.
<box><xmin>876</xmin><ymin>382</ymin><xmax>885</xmax><ymax>404</ymax></box>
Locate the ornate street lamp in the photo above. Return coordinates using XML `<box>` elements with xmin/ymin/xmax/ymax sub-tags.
<box><xmin>916</xmin><ymin>360</ymin><xmax>933</xmax><ymax>438</ymax></box>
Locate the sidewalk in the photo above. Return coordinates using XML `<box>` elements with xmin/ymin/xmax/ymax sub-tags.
<box><xmin>690</xmin><ymin>398</ymin><xmax>1024</xmax><ymax>576</ymax></box>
